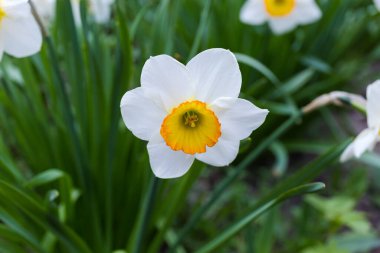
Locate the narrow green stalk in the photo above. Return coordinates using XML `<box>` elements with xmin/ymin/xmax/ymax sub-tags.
<box><xmin>195</xmin><ymin>137</ymin><xmax>351</xmax><ymax>252</ymax></box>
<box><xmin>30</xmin><ymin>0</ymin><xmax>89</xmax><ymax>193</ymax></box>
<box><xmin>0</xmin><ymin>180</ymin><xmax>92</xmax><ymax>253</ymax></box>
<box><xmin>128</xmin><ymin>176</ymin><xmax>160</xmax><ymax>253</ymax></box>
<box><xmin>104</xmin><ymin>6</ymin><xmax>134</xmax><ymax>250</ymax></box>
<box><xmin>235</xmin><ymin>53</ymin><xmax>298</xmax><ymax>115</ymax></box>
<box><xmin>168</xmin><ymin>113</ymin><xmax>302</xmax><ymax>252</ymax></box>
<box><xmin>44</xmin><ymin>36</ymin><xmax>89</xmax><ymax>191</ymax></box>
<box><xmin>195</xmin><ymin>183</ymin><xmax>326</xmax><ymax>253</ymax></box>
<box><xmin>147</xmin><ymin>163</ymin><xmax>204</xmax><ymax>253</ymax></box>
<box><xmin>44</xmin><ymin>35</ymin><xmax>104</xmax><ymax>251</ymax></box>
<box><xmin>31</xmin><ymin>3</ymin><xmax>103</xmax><ymax>249</ymax></box>
<box><xmin>187</xmin><ymin>0</ymin><xmax>212</xmax><ymax>61</ymax></box>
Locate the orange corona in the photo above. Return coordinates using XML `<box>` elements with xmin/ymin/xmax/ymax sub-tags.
<box><xmin>160</xmin><ymin>100</ymin><xmax>221</xmax><ymax>155</ymax></box>
<box><xmin>264</xmin><ymin>0</ymin><xmax>295</xmax><ymax>17</ymax></box>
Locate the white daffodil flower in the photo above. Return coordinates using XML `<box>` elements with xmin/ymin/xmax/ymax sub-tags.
<box><xmin>0</xmin><ymin>0</ymin><xmax>42</xmax><ymax>60</ymax></box>
<box><xmin>120</xmin><ymin>48</ymin><xmax>269</xmax><ymax>179</ymax></box>
<box><xmin>71</xmin><ymin>0</ymin><xmax>114</xmax><ymax>24</ymax></box>
<box><xmin>240</xmin><ymin>0</ymin><xmax>322</xmax><ymax>35</ymax></box>
<box><xmin>340</xmin><ymin>81</ymin><xmax>380</xmax><ymax>162</ymax></box>
<box><xmin>374</xmin><ymin>0</ymin><xmax>380</xmax><ymax>10</ymax></box>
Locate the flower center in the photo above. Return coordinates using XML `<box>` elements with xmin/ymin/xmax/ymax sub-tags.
<box><xmin>0</xmin><ymin>8</ymin><xmax>5</xmax><ymax>22</ymax></box>
<box><xmin>160</xmin><ymin>100</ymin><xmax>221</xmax><ymax>155</ymax></box>
<box><xmin>264</xmin><ymin>0</ymin><xmax>295</xmax><ymax>17</ymax></box>
<box><xmin>184</xmin><ymin>111</ymin><xmax>199</xmax><ymax>128</ymax></box>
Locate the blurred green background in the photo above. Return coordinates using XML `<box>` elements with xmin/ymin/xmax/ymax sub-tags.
<box><xmin>0</xmin><ymin>0</ymin><xmax>380</xmax><ymax>252</ymax></box>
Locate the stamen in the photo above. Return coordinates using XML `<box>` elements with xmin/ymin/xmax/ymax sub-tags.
<box><xmin>184</xmin><ymin>111</ymin><xmax>199</xmax><ymax>128</ymax></box>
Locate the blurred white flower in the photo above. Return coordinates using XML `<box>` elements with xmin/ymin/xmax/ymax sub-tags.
<box><xmin>375</xmin><ymin>0</ymin><xmax>380</xmax><ymax>10</ymax></box>
<box><xmin>90</xmin><ymin>0</ymin><xmax>114</xmax><ymax>23</ymax></box>
<box><xmin>240</xmin><ymin>0</ymin><xmax>322</xmax><ymax>34</ymax></box>
<box><xmin>0</xmin><ymin>0</ymin><xmax>42</xmax><ymax>60</ymax></box>
<box><xmin>340</xmin><ymin>81</ymin><xmax>380</xmax><ymax>162</ymax></box>
<box><xmin>72</xmin><ymin>0</ymin><xmax>114</xmax><ymax>24</ymax></box>
<box><xmin>33</xmin><ymin>0</ymin><xmax>55</xmax><ymax>24</ymax></box>
<box><xmin>120</xmin><ymin>48</ymin><xmax>269</xmax><ymax>179</ymax></box>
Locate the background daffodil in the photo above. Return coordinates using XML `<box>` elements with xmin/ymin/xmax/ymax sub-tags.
<box><xmin>72</xmin><ymin>0</ymin><xmax>115</xmax><ymax>24</ymax></box>
<box><xmin>340</xmin><ymin>81</ymin><xmax>380</xmax><ymax>162</ymax></box>
<box><xmin>32</xmin><ymin>0</ymin><xmax>55</xmax><ymax>25</ymax></box>
<box><xmin>32</xmin><ymin>0</ymin><xmax>115</xmax><ymax>25</ymax></box>
<box><xmin>240</xmin><ymin>0</ymin><xmax>322</xmax><ymax>34</ymax></box>
<box><xmin>0</xmin><ymin>0</ymin><xmax>42</xmax><ymax>60</ymax></box>
<box><xmin>120</xmin><ymin>48</ymin><xmax>269</xmax><ymax>179</ymax></box>
<box><xmin>375</xmin><ymin>0</ymin><xmax>380</xmax><ymax>10</ymax></box>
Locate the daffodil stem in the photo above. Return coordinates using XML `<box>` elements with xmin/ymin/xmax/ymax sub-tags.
<box><xmin>147</xmin><ymin>162</ymin><xmax>204</xmax><ymax>253</ymax></box>
<box><xmin>42</xmin><ymin>24</ymin><xmax>103</xmax><ymax>252</ymax></box>
<box><xmin>29</xmin><ymin>1</ymin><xmax>48</xmax><ymax>38</ymax></box>
<box><xmin>168</xmin><ymin>113</ymin><xmax>302</xmax><ymax>252</ymax></box>
<box><xmin>130</xmin><ymin>175</ymin><xmax>160</xmax><ymax>253</ymax></box>
<box><xmin>187</xmin><ymin>0</ymin><xmax>212</xmax><ymax>61</ymax></box>
<box><xmin>30</xmin><ymin>0</ymin><xmax>89</xmax><ymax>189</ymax></box>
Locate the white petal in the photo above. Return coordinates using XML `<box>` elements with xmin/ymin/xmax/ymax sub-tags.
<box><xmin>340</xmin><ymin>142</ymin><xmax>355</xmax><ymax>162</ymax></box>
<box><xmin>2</xmin><ymin>0</ymin><xmax>29</xmax><ymax>14</ymax></box>
<box><xmin>120</xmin><ymin>87</ymin><xmax>166</xmax><ymax>141</ymax></box>
<box><xmin>91</xmin><ymin>0</ymin><xmax>113</xmax><ymax>23</ymax></box>
<box><xmin>268</xmin><ymin>18</ymin><xmax>297</xmax><ymax>35</ymax></box>
<box><xmin>352</xmin><ymin>128</ymin><xmax>379</xmax><ymax>158</ymax></box>
<box><xmin>141</xmin><ymin>55</ymin><xmax>193</xmax><ymax>111</ymax></box>
<box><xmin>294</xmin><ymin>0</ymin><xmax>322</xmax><ymax>24</ymax></box>
<box><xmin>366</xmin><ymin>80</ymin><xmax>380</xmax><ymax>128</ymax></box>
<box><xmin>375</xmin><ymin>0</ymin><xmax>380</xmax><ymax>10</ymax></box>
<box><xmin>195</xmin><ymin>137</ymin><xmax>239</xmax><ymax>167</ymax></box>
<box><xmin>240</xmin><ymin>0</ymin><xmax>267</xmax><ymax>25</ymax></box>
<box><xmin>33</xmin><ymin>0</ymin><xmax>56</xmax><ymax>22</ymax></box>
<box><xmin>211</xmin><ymin>97</ymin><xmax>268</xmax><ymax>140</ymax></box>
<box><xmin>187</xmin><ymin>48</ymin><xmax>242</xmax><ymax>104</ymax></box>
<box><xmin>147</xmin><ymin>132</ymin><xmax>195</xmax><ymax>179</ymax></box>
<box><xmin>2</xmin><ymin>15</ymin><xmax>42</xmax><ymax>58</ymax></box>
<box><xmin>0</xmin><ymin>35</ymin><xmax>4</xmax><ymax>61</ymax></box>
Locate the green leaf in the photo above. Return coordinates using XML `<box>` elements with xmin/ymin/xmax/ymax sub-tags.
<box><xmin>235</xmin><ymin>53</ymin><xmax>280</xmax><ymax>85</ymax></box>
<box><xmin>195</xmin><ymin>183</ymin><xmax>325</xmax><ymax>253</ymax></box>
<box><xmin>0</xmin><ymin>180</ymin><xmax>91</xmax><ymax>253</ymax></box>
<box><xmin>24</xmin><ymin>169</ymin><xmax>65</xmax><ymax>188</ymax></box>
<box><xmin>334</xmin><ymin>233</ymin><xmax>380</xmax><ymax>252</ymax></box>
<box><xmin>302</xmin><ymin>243</ymin><xmax>349</xmax><ymax>253</ymax></box>
<box><xmin>270</xmin><ymin>69</ymin><xmax>315</xmax><ymax>99</ymax></box>
<box><xmin>301</xmin><ymin>56</ymin><xmax>332</xmax><ymax>74</ymax></box>
<box><xmin>306</xmin><ymin>195</ymin><xmax>370</xmax><ymax>234</ymax></box>
<box><xmin>269</xmin><ymin>142</ymin><xmax>289</xmax><ymax>177</ymax></box>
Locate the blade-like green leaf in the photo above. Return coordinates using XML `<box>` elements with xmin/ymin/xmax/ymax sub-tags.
<box><xmin>196</xmin><ymin>183</ymin><xmax>325</xmax><ymax>253</ymax></box>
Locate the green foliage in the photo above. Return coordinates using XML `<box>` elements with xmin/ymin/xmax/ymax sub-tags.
<box><xmin>0</xmin><ymin>0</ymin><xmax>379</xmax><ymax>252</ymax></box>
<box><xmin>306</xmin><ymin>195</ymin><xmax>371</xmax><ymax>234</ymax></box>
<box><xmin>302</xmin><ymin>243</ymin><xmax>349</xmax><ymax>253</ymax></box>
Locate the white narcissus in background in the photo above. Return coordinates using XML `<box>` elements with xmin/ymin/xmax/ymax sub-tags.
<box><xmin>32</xmin><ymin>0</ymin><xmax>114</xmax><ymax>25</ymax></box>
<box><xmin>340</xmin><ymin>81</ymin><xmax>380</xmax><ymax>162</ymax></box>
<box><xmin>90</xmin><ymin>0</ymin><xmax>114</xmax><ymax>23</ymax></box>
<box><xmin>240</xmin><ymin>0</ymin><xmax>322</xmax><ymax>35</ymax></box>
<box><xmin>375</xmin><ymin>0</ymin><xmax>380</xmax><ymax>10</ymax></box>
<box><xmin>71</xmin><ymin>0</ymin><xmax>114</xmax><ymax>24</ymax></box>
<box><xmin>32</xmin><ymin>0</ymin><xmax>55</xmax><ymax>24</ymax></box>
<box><xmin>120</xmin><ymin>48</ymin><xmax>269</xmax><ymax>179</ymax></box>
<box><xmin>0</xmin><ymin>0</ymin><xmax>42</xmax><ymax>60</ymax></box>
